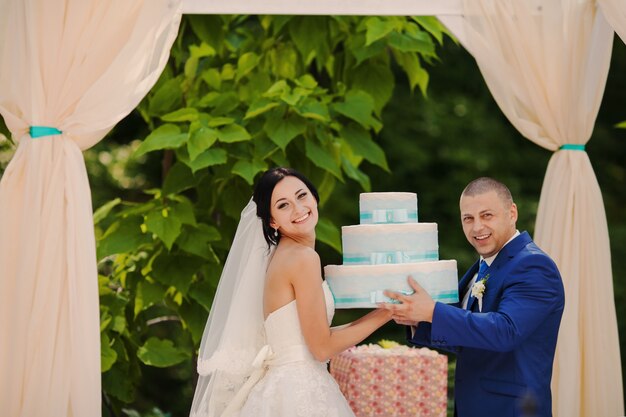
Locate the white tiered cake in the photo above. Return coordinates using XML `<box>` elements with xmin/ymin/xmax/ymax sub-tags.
<box><xmin>324</xmin><ymin>192</ymin><xmax>459</xmax><ymax>308</ymax></box>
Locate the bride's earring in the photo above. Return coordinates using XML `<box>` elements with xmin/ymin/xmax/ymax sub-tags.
<box><xmin>274</xmin><ymin>228</ymin><xmax>279</xmax><ymax>237</ymax></box>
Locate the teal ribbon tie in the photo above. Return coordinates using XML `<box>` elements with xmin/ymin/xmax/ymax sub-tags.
<box><xmin>559</xmin><ymin>144</ymin><xmax>585</xmax><ymax>151</ymax></box>
<box><xmin>30</xmin><ymin>126</ymin><xmax>62</xmax><ymax>138</ymax></box>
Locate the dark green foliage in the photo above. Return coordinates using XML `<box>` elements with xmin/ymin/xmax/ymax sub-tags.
<box><xmin>94</xmin><ymin>15</ymin><xmax>448</xmax><ymax>416</ymax></box>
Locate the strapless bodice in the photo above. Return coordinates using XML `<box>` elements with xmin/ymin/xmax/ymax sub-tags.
<box><xmin>263</xmin><ymin>281</ymin><xmax>334</xmax><ymax>358</ymax></box>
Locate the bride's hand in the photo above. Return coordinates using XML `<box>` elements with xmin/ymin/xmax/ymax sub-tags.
<box><xmin>380</xmin><ymin>276</ymin><xmax>435</xmax><ymax>323</ymax></box>
<box><xmin>392</xmin><ymin>318</ymin><xmax>418</xmax><ymax>326</ymax></box>
<box><xmin>374</xmin><ymin>306</ymin><xmax>394</xmax><ymax>321</ymax></box>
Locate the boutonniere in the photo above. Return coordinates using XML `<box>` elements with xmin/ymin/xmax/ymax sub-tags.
<box><xmin>471</xmin><ymin>274</ymin><xmax>490</xmax><ymax>312</ymax></box>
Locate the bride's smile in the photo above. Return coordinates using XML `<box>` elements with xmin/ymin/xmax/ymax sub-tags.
<box><xmin>292</xmin><ymin>211</ymin><xmax>311</xmax><ymax>224</ymax></box>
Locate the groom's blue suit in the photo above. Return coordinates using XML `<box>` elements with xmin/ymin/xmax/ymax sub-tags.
<box><xmin>408</xmin><ymin>232</ymin><xmax>564</xmax><ymax>417</ymax></box>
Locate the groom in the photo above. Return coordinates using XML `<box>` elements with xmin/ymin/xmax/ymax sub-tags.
<box><xmin>383</xmin><ymin>177</ymin><xmax>565</xmax><ymax>417</ymax></box>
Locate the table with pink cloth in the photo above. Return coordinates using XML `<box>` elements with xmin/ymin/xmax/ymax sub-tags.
<box><xmin>330</xmin><ymin>343</ymin><xmax>448</xmax><ymax>417</ymax></box>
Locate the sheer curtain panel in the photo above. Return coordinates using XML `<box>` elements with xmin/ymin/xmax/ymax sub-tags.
<box><xmin>0</xmin><ymin>1</ymin><xmax>182</xmax><ymax>416</ymax></box>
<box><xmin>598</xmin><ymin>0</ymin><xmax>626</xmax><ymax>44</ymax></box>
<box><xmin>461</xmin><ymin>1</ymin><xmax>624</xmax><ymax>416</ymax></box>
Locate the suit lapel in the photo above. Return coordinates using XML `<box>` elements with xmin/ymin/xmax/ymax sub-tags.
<box><xmin>465</xmin><ymin>232</ymin><xmax>532</xmax><ymax>312</ymax></box>
<box><xmin>459</xmin><ymin>260</ymin><xmax>479</xmax><ymax>295</ymax></box>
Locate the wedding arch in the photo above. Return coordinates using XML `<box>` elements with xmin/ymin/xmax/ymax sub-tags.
<box><xmin>0</xmin><ymin>1</ymin><xmax>624</xmax><ymax>416</ymax></box>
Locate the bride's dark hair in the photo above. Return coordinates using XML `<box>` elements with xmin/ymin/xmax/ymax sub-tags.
<box><xmin>253</xmin><ymin>167</ymin><xmax>320</xmax><ymax>247</ymax></box>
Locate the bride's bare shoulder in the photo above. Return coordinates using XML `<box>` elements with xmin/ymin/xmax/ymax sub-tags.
<box><xmin>271</xmin><ymin>243</ymin><xmax>320</xmax><ymax>272</ymax></box>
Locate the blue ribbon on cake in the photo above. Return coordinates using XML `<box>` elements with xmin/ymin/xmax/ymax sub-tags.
<box><xmin>329</xmin><ymin>290</ymin><xmax>459</xmax><ymax>305</ymax></box>
<box><xmin>344</xmin><ymin>250</ymin><xmax>438</xmax><ymax>265</ymax></box>
<box><xmin>360</xmin><ymin>208</ymin><xmax>418</xmax><ymax>224</ymax></box>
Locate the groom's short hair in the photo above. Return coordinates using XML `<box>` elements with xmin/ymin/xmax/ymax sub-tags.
<box><xmin>461</xmin><ymin>177</ymin><xmax>513</xmax><ymax>207</ymax></box>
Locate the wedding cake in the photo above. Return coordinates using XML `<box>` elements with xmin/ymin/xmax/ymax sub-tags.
<box><xmin>324</xmin><ymin>192</ymin><xmax>459</xmax><ymax>308</ymax></box>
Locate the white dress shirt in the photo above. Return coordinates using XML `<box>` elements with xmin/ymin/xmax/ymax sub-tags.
<box><xmin>460</xmin><ymin>230</ymin><xmax>520</xmax><ymax>309</ymax></box>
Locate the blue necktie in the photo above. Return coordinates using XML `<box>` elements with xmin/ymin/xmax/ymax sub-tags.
<box><xmin>477</xmin><ymin>259</ymin><xmax>488</xmax><ymax>280</ymax></box>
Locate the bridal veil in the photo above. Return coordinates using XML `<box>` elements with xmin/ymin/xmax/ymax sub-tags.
<box><xmin>190</xmin><ymin>199</ymin><xmax>274</xmax><ymax>417</ymax></box>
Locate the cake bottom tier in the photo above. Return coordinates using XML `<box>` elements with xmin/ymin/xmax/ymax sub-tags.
<box><xmin>324</xmin><ymin>260</ymin><xmax>458</xmax><ymax>309</ymax></box>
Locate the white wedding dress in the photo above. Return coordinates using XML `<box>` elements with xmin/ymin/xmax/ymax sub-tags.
<box><xmin>237</xmin><ymin>281</ymin><xmax>355</xmax><ymax>417</ymax></box>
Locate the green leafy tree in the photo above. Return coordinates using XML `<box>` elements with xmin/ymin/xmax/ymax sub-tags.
<box><xmin>95</xmin><ymin>15</ymin><xmax>448</xmax><ymax>415</ymax></box>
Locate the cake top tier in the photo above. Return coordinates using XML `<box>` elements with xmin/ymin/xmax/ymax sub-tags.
<box><xmin>359</xmin><ymin>192</ymin><xmax>418</xmax><ymax>224</ymax></box>
<box><xmin>359</xmin><ymin>192</ymin><xmax>416</xmax><ymax>201</ymax></box>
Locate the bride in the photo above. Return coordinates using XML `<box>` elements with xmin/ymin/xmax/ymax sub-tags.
<box><xmin>190</xmin><ymin>167</ymin><xmax>392</xmax><ymax>417</ymax></box>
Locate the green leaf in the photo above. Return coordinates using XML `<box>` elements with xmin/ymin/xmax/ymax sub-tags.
<box><xmin>214</xmin><ymin>93</ymin><xmax>240</xmax><ymax>115</ymax></box>
<box><xmin>179</xmin><ymin>301</ymin><xmax>210</xmax><ymax>346</ymax></box>
<box><xmin>189</xmin><ymin>42</ymin><xmax>216</xmax><ymax>58</ymax></box>
<box><xmin>253</xmin><ymin>136</ymin><xmax>280</xmax><ymax>160</ymax></box>
<box><xmin>137</xmin><ymin>337</ymin><xmax>190</xmax><ymax>368</ymax></box>
<box><xmin>365</xmin><ymin>17</ymin><xmax>397</xmax><ymax>45</ymax></box>
<box><xmin>198</xmin><ymin>91</ymin><xmax>220</xmax><ymax>107</ymax></box>
<box><xmin>100</xmin><ymin>311</ymin><xmax>112</xmax><ymax>332</ymax></box>
<box><xmin>102</xmin><ymin>363</ymin><xmax>135</xmax><ymax>402</ymax></box>
<box><xmin>189</xmin><ymin>279</ymin><xmax>218</xmax><ymax>312</ymax></box>
<box><xmin>176</xmin><ymin>224</ymin><xmax>221</xmax><ymax>261</ymax></box>
<box><xmin>100</xmin><ymin>333</ymin><xmax>117</xmax><ymax>373</ymax></box>
<box><xmin>264</xmin><ymin>80</ymin><xmax>289</xmax><ymax>98</ymax></box>
<box><xmin>341</xmin><ymin>155</ymin><xmax>371</xmax><ymax>191</ymax></box>
<box><xmin>305</xmin><ymin>139</ymin><xmax>342</xmax><ymax>180</ymax></box>
<box><xmin>135</xmin><ymin>124</ymin><xmax>187</xmax><ymax>157</ymax></box>
<box><xmin>236</xmin><ymin>52</ymin><xmax>260</xmax><ymax>81</ymax></box>
<box><xmin>232</xmin><ymin>159</ymin><xmax>268</xmax><ymax>185</ymax></box>
<box><xmin>340</xmin><ymin>124</ymin><xmax>389</xmax><ymax>171</ymax></box>
<box><xmin>97</xmin><ymin>217</ymin><xmax>152</xmax><ymax>260</ymax></box>
<box><xmin>162</xmin><ymin>162</ymin><xmax>197</xmax><ymax>196</ymax></box>
<box><xmin>207</xmin><ymin>117</ymin><xmax>235</xmax><ymax>128</ymax></box>
<box><xmin>111</xmin><ymin>315</ymin><xmax>126</xmax><ymax>334</ymax></box>
<box><xmin>616</xmin><ymin>121</ymin><xmax>626</xmax><ymax>129</ymax></box>
<box><xmin>295</xmin><ymin>74</ymin><xmax>318</xmax><ymax>89</ymax></box>
<box><xmin>351</xmin><ymin>62</ymin><xmax>394</xmax><ymax>115</ymax></box>
<box><xmin>289</xmin><ymin>17</ymin><xmax>330</xmax><ymax>67</ymax></box>
<box><xmin>221</xmin><ymin>63</ymin><xmax>235</xmax><ymax>80</ymax></box>
<box><xmin>161</xmin><ymin>108</ymin><xmax>199</xmax><ymax>122</ymax></box>
<box><xmin>177</xmin><ymin>147</ymin><xmax>228</xmax><ymax>173</ymax></box>
<box><xmin>388</xmin><ymin>30</ymin><xmax>435</xmax><ymax>56</ymax></box>
<box><xmin>185</xmin><ymin>56</ymin><xmax>198</xmax><ymax>79</ymax></box>
<box><xmin>93</xmin><ymin>198</ymin><xmax>121</xmax><ymax>225</ymax></box>
<box><xmin>332</xmin><ymin>90</ymin><xmax>382</xmax><ymax>131</ymax></box>
<box><xmin>296</xmin><ymin>98</ymin><xmax>330</xmax><ymax>122</ymax></box>
<box><xmin>269</xmin><ymin>44</ymin><xmax>298</xmax><ymax>79</ymax></box>
<box><xmin>244</xmin><ymin>99</ymin><xmax>280</xmax><ymax>120</ymax></box>
<box><xmin>280</xmin><ymin>88</ymin><xmax>304</xmax><ymax>106</ymax></box>
<box><xmin>393</xmin><ymin>50</ymin><xmax>429</xmax><ymax>96</ymax></box>
<box><xmin>151</xmin><ymin>253</ymin><xmax>205</xmax><ymax>294</ymax></box>
<box><xmin>170</xmin><ymin>198</ymin><xmax>197</xmax><ymax>227</ymax></box>
<box><xmin>412</xmin><ymin>16</ymin><xmax>446</xmax><ymax>45</ymax></box>
<box><xmin>188</xmin><ymin>126</ymin><xmax>218</xmax><ymax>161</ymax></box>
<box><xmin>145</xmin><ymin>209</ymin><xmax>182</xmax><ymax>250</ymax></box>
<box><xmin>217</xmin><ymin>124</ymin><xmax>251</xmax><ymax>143</ymax></box>
<box><xmin>316</xmin><ymin>172</ymin><xmax>336</xmax><ymax>207</ymax></box>
<box><xmin>265</xmin><ymin>111</ymin><xmax>307</xmax><ymax>150</ymax></box>
<box><xmin>202</xmin><ymin>68</ymin><xmax>221</xmax><ymax>90</ymax></box>
<box><xmin>351</xmin><ymin>37</ymin><xmax>387</xmax><ymax>66</ymax></box>
<box><xmin>134</xmin><ymin>280</ymin><xmax>166</xmax><ymax>317</ymax></box>
<box><xmin>316</xmin><ymin>216</ymin><xmax>341</xmax><ymax>253</ymax></box>
<box><xmin>188</xmin><ymin>15</ymin><xmax>224</xmax><ymax>51</ymax></box>
<box><xmin>148</xmin><ymin>78</ymin><xmax>183</xmax><ymax>116</ymax></box>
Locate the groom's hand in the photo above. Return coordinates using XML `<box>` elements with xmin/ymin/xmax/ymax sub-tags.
<box><xmin>381</xmin><ymin>276</ymin><xmax>436</xmax><ymax>324</ymax></box>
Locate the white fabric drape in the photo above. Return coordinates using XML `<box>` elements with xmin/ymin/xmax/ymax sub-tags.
<box><xmin>461</xmin><ymin>1</ymin><xmax>624</xmax><ymax>416</ymax></box>
<box><xmin>0</xmin><ymin>1</ymin><xmax>182</xmax><ymax>416</ymax></box>
<box><xmin>598</xmin><ymin>0</ymin><xmax>626</xmax><ymax>44</ymax></box>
